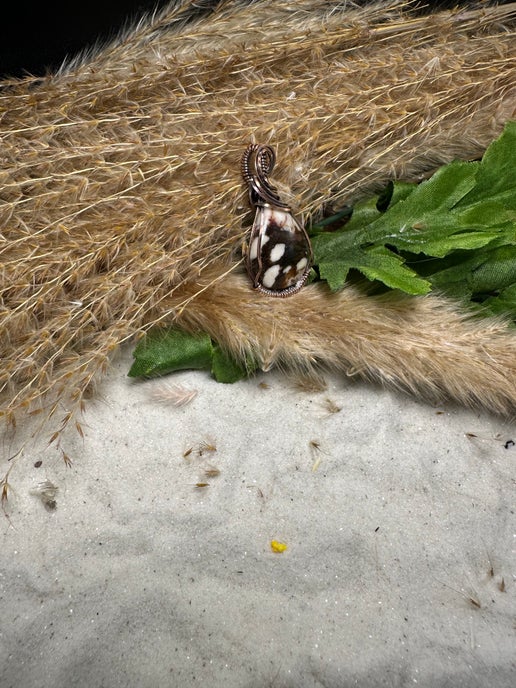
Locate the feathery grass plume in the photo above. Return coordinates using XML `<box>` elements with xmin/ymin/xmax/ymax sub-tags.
<box><xmin>1</xmin><ymin>1</ymin><xmax>516</xmax><ymax>480</ymax></box>
<box><xmin>149</xmin><ymin>382</ymin><xmax>198</xmax><ymax>406</ymax></box>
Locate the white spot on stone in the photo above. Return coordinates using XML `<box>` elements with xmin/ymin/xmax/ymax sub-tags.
<box><xmin>269</xmin><ymin>209</ymin><xmax>289</xmax><ymax>228</ymax></box>
<box><xmin>296</xmin><ymin>257</ymin><xmax>308</xmax><ymax>271</ymax></box>
<box><xmin>262</xmin><ymin>265</ymin><xmax>281</xmax><ymax>288</ymax></box>
<box><xmin>250</xmin><ymin>237</ymin><xmax>259</xmax><ymax>261</ymax></box>
<box><xmin>250</xmin><ymin>233</ymin><xmax>269</xmax><ymax>261</ymax></box>
<box><xmin>269</xmin><ymin>243</ymin><xmax>286</xmax><ymax>263</ymax></box>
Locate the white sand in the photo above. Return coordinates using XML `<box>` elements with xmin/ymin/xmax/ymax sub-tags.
<box><xmin>1</xmin><ymin>347</ymin><xmax>515</xmax><ymax>687</ymax></box>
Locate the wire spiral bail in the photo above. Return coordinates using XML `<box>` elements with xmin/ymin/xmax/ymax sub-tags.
<box><xmin>241</xmin><ymin>144</ymin><xmax>291</xmax><ymax>210</ymax></box>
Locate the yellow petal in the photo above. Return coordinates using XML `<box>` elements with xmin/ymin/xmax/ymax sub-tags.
<box><xmin>270</xmin><ymin>540</ymin><xmax>288</xmax><ymax>553</ymax></box>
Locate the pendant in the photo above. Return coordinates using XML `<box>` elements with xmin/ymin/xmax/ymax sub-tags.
<box><xmin>241</xmin><ymin>144</ymin><xmax>313</xmax><ymax>297</ymax></box>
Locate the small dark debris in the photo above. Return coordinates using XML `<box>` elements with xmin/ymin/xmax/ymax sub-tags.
<box><xmin>34</xmin><ymin>460</ymin><xmax>42</xmax><ymax>468</ymax></box>
<box><xmin>504</xmin><ymin>439</ymin><xmax>515</xmax><ymax>449</ymax></box>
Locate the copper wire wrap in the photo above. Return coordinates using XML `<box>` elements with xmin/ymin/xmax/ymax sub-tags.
<box><xmin>241</xmin><ymin>144</ymin><xmax>291</xmax><ymax>210</ymax></box>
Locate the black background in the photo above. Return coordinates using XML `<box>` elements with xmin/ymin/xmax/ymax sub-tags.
<box><xmin>0</xmin><ymin>2</ymin><xmax>168</xmax><ymax>78</ymax></box>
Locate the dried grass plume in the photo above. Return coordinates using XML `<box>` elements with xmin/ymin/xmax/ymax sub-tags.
<box><xmin>1</xmin><ymin>1</ymin><xmax>516</xmax><ymax>477</ymax></box>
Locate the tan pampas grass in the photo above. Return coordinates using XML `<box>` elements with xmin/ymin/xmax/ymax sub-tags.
<box><xmin>148</xmin><ymin>382</ymin><xmax>198</xmax><ymax>407</ymax></box>
<box><xmin>176</xmin><ymin>272</ymin><xmax>516</xmax><ymax>414</ymax></box>
<box><xmin>1</xmin><ymin>0</ymin><xmax>516</xmax><ymax>469</ymax></box>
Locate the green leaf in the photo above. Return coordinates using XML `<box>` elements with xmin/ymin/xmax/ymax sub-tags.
<box><xmin>309</xmin><ymin>207</ymin><xmax>353</xmax><ymax>232</ymax></box>
<box><xmin>356</xmin><ymin>161</ymin><xmax>479</xmax><ymax>252</ymax></box>
<box><xmin>355</xmin><ymin>247</ymin><xmax>431</xmax><ymax>294</ymax></box>
<box><xmin>211</xmin><ymin>345</ymin><xmax>257</xmax><ymax>383</ymax></box>
<box><xmin>318</xmin><ymin>246</ymin><xmax>430</xmax><ymax>294</ymax></box>
<box><xmin>128</xmin><ymin>328</ymin><xmax>213</xmax><ymax>377</ymax></box>
<box><xmin>409</xmin><ymin>229</ymin><xmax>501</xmax><ymax>258</ymax></box>
<box><xmin>312</xmin><ymin>120</ymin><xmax>516</xmax><ymax>308</ymax></box>
<box><xmin>429</xmin><ymin>245</ymin><xmax>516</xmax><ymax>295</ymax></box>
<box><xmin>455</xmin><ymin>120</ymin><xmax>516</xmax><ymax>208</ymax></box>
<box><xmin>377</xmin><ymin>180</ymin><xmax>416</xmax><ymax>211</ymax></box>
<box><xmin>128</xmin><ymin>327</ymin><xmax>258</xmax><ymax>384</ymax></box>
<box><xmin>482</xmin><ymin>283</ymin><xmax>516</xmax><ymax>321</ymax></box>
<box><xmin>316</xmin><ymin>260</ymin><xmax>350</xmax><ymax>291</ymax></box>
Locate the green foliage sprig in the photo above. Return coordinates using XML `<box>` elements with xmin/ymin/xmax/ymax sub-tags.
<box><xmin>311</xmin><ymin>120</ymin><xmax>516</xmax><ymax>319</ymax></box>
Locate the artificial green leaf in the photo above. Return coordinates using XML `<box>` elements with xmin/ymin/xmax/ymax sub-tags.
<box><xmin>482</xmin><ymin>283</ymin><xmax>516</xmax><ymax>321</ymax></box>
<box><xmin>317</xmin><ymin>260</ymin><xmax>351</xmax><ymax>291</ymax></box>
<box><xmin>428</xmin><ymin>245</ymin><xmax>516</xmax><ymax>296</ymax></box>
<box><xmin>353</xmin><ymin>246</ymin><xmax>431</xmax><ymax>294</ymax></box>
<box><xmin>128</xmin><ymin>328</ymin><xmax>213</xmax><ymax>377</ymax></box>
<box><xmin>211</xmin><ymin>345</ymin><xmax>257</xmax><ymax>383</ymax></box>
<box><xmin>344</xmin><ymin>195</ymin><xmax>388</xmax><ymax>232</ymax></box>
<box><xmin>457</xmin><ymin>201</ymin><xmax>515</xmax><ymax>226</ymax></box>
<box><xmin>407</xmin><ymin>229</ymin><xmax>501</xmax><ymax>258</ymax></box>
<box><xmin>128</xmin><ymin>328</ymin><xmax>258</xmax><ymax>384</ymax></box>
<box><xmin>312</xmin><ymin>121</ymin><xmax>516</xmax><ymax>305</ymax></box>
<box><xmin>356</xmin><ymin>162</ymin><xmax>479</xmax><ymax>250</ymax></box>
<box><xmin>455</xmin><ymin>120</ymin><xmax>516</xmax><ymax>207</ymax></box>
<box><xmin>318</xmin><ymin>246</ymin><xmax>430</xmax><ymax>294</ymax></box>
<box><xmin>309</xmin><ymin>207</ymin><xmax>353</xmax><ymax>233</ymax></box>
<box><xmin>378</xmin><ymin>180</ymin><xmax>416</xmax><ymax>210</ymax></box>
<box><xmin>310</xmin><ymin>181</ymin><xmax>417</xmax><ymax>237</ymax></box>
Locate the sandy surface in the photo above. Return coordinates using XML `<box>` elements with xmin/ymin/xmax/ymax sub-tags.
<box><xmin>1</xmin><ymin>347</ymin><xmax>515</xmax><ymax>687</ymax></box>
